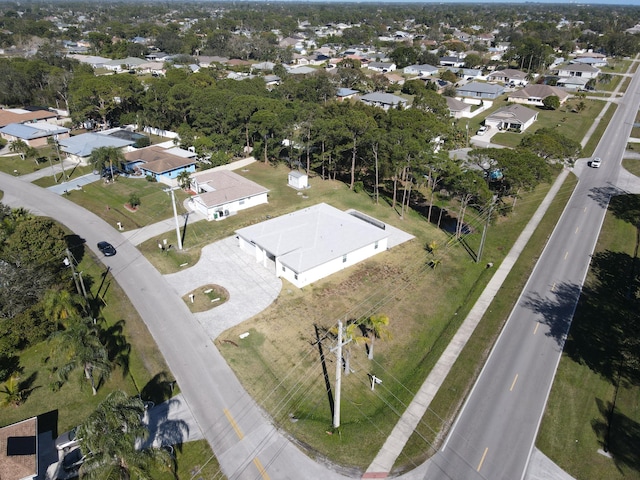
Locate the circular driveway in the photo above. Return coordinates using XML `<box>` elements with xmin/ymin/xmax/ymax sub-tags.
<box><xmin>163</xmin><ymin>236</ymin><xmax>282</xmax><ymax>339</ymax></box>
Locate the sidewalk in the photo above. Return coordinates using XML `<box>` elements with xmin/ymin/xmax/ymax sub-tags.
<box><xmin>365</xmin><ymin>167</ymin><xmax>571</xmax><ymax>479</ymax></box>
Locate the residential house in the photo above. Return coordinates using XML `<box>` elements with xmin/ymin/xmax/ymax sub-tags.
<box><xmin>236</xmin><ymin>203</ymin><xmax>393</xmax><ymax>288</ymax></box>
<box><xmin>123</xmin><ymin>145</ymin><xmax>196</xmax><ymax>185</ymax></box>
<box><xmin>445</xmin><ymin>97</ymin><xmax>472</xmax><ymax>119</ymax></box>
<box><xmin>486</xmin><ymin>69</ymin><xmax>528</xmax><ymax>85</ymax></box>
<box><xmin>456</xmin><ymin>82</ymin><xmax>504</xmax><ymax>100</ymax></box>
<box><xmin>507</xmin><ymin>84</ymin><xmax>570</xmax><ymax>107</ymax></box>
<box><xmin>484</xmin><ymin>104</ymin><xmax>538</xmax><ymax>133</ymax></box>
<box><xmin>439</xmin><ymin>56</ymin><xmax>465</xmax><ymax>68</ymax></box>
<box><xmin>445</xmin><ymin>67</ymin><xmax>482</xmax><ymax>80</ymax></box>
<box><xmin>556</xmin><ymin>76</ymin><xmax>590</xmax><ymax>91</ymax></box>
<box><xmin>554</xmin><ymin>63</ymin><xmax>600</xmax><ymax>79</ymax></box>
<box><xmin>189</xmin><ymin>170</ymin><xmax>269</xmax><ymax>221</ymax></box>
<box><xmin>58</xmin><ymin>132</ymin><xmax>136</xmax><ymax>165</ymax></box>
<box><xmin>360</xmin><ymin>92</ymin><xmax>408</xmax><ymax>110</ymax></box>
<box><xmin>571</xmin><ymin>56</ymin><xmax>608</xmax><ymax>68</ymax></box>
<box><xmin>385</xmin><ymin>73</ymin><xmax>405</xmax><ymax>86</ymax></box>
<box><xmin>336</xmin><ymin>88</ymin><xmax>359</xmax><ymax>101</ymax></box>
<box><xmin>0</xmin><ymin>417</ymin><xmax>38</xmax><ymax>480</ymax></box>
<box><xmin>0</xmin><ymin>108</ymin><xmax>58</xmax><ymax>128</ymax></box>
<box><xmin>0</xmin><ymin>123</ymin><xmax>69</xmax><ymax>148</ymax></box>
<box><xmin>403</xmin><ymin>64</ymin><xmax>438</xmax><ymax>77</ymax></box>
<box><xmin>368</xmin><ymin>62</ymin><xmax>396</xmax><ymax>73</ymax></box>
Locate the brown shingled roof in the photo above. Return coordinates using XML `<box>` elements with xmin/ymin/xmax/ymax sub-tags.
<box><xmin>0</xmin><ymin>417</ymin><xmax>38</xmax><ymax>480</ymax></box>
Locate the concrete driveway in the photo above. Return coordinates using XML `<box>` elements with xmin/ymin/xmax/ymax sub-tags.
<box><xmin>164</xmin><ymin>236</ymin><xmax>282</xmax><ymax>339</ymax></box>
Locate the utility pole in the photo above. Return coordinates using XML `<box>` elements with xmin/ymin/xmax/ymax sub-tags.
<box><xmin>333</xmin><ymin>320</ymin><xmax>343</xmax><ymax>429</ymax></box>
<box><xmin>477</xmin><ymin>195</ymin><xmax>498</xmax><ymax>263</ymax></box>
<box><xmin>65</xmin><ymin>248</ymin><xmax>82</xmax><ymax>296</ymax></box>
<box><xmin>166</xmin><ymin>187</ymin><xmax>183</xmax><ymax>250</ymax></box>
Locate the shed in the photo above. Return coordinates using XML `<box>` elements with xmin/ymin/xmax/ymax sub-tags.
<box><xmin>288</xmin><ymin>170</ymin><xmax>308</xmax><ymax>189</ymax></box>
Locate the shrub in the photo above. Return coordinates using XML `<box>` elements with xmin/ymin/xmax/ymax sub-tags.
<box><xmin>128</xmin><ymin>193</ymin><xmax>141</xmax><ymax>208</ymax></box>
<box><xmin>145</xmin><ymin>174</ymin><xmax>157</xmax><ymax>182</ymax></box>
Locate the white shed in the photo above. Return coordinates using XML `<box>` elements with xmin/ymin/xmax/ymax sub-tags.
<box><xmin>288</xmin><ymin>170</ymin><xmax>308</xmax><ymax>189</ymax></box>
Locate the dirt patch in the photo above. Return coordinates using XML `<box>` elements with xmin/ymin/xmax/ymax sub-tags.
<box><xmin>182</xmin><ymin>284</ymin><xmax>229</xmax><ymax>312</ymax></box>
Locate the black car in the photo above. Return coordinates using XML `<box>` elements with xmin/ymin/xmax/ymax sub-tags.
<box><xmin>97</xmin><ymin>241</ymin><xmax>116</xmax><ymax>256</ymax></box>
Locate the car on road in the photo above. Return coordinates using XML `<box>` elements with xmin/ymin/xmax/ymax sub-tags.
<box><xmin>590</xmin><ymin>157</ymin><xmax>602</xmax><ymax>168</ymax></box>
<box><xmin>97</xmin><ymin>241</ymin><xmax>116</xmax><ymax>256</ymax></box>
<box><xmin>476</xmin><ymin>125</ymin><xmax>489</xmax><ymax>136</ymax></box>
<box><xmin>55</xmin><ymin>427</ymin><xmax>79</xmax><ymax>451</ymax></box>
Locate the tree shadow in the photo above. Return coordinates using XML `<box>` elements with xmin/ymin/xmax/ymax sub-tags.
<box><xmin>522</xmin><ymin>281</ymin><xmax>581</xmax><ymax>348</ymax></box>
<box><xmin>64</xmin><ymin>234</ymin><xmax>86</xmax><ymax>264</ymax></box>
<box><xmin>100</xmin><ymin>319</ymin><xmax>131</xmax><ymax>377</ymax></box>
<box><xmin>587</xmin><ymin>184</ymin><xmax>626</xmax><ymax>210</ymax></box>
<box><xmin>0</xmin><ymin>354</ymin><xmax>21</xmax><ymax>382</ymax></box>
<box><xmin>18</xmin><ymin>371</ymin><xmax>40</xmax><ymax>404</ymax></box>
<box><xmin>140</xmin><ymin>371</ymin><xmax>177</xmax><ymax>405</ymax></box>
<box><xmin>592</xmin><ymin>397</ymin><xmax>640</xmax><ymax>473</ymax></box>
<box><xmin>138</xmin><ymin>396</ymin><xmax>189</xmax><ymax>452</ymax></box>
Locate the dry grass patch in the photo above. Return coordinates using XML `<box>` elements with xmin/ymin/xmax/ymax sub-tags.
<box><xmin>182</xmin><ymin>284</ymin><xmax>229</xmax><ymax>313</ymax></box>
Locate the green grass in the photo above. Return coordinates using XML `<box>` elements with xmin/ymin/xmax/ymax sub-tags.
<box><xmin>537</xmin><ymin>195</ymin><xmax>640</xmax><ymax>479</ymax></box>
<box><xmin>0</xmin><ymin>154</ymin><xmax>49</xmax><ymax>175</ymax></box>
<box><xmin>64</xmin><ymin>177</ymin><xmax>189</xmax><ymax>230</ymax></box>
<box><xmin>583</xmin><ymin>101</ymin><xmax>618</xmax><ymax>157</ymax></box>
<box><xmin>212</xmin><ymin>163</ymin><xmax>573</xmax><ymax>470</ymax></box>
<box><xmin>395</xmin><ymin>172</ymin><xmax>579</xmax><ymax>472</ymax></box>
<box><xmin>31</xmin><ymin>164</ymin><xmax>94</xmax><ymax>188</ymax></box>
<box><xmin>623</xmin><ymin>158</ymin><xmax>640</xmax><ymax>177</ymax></box>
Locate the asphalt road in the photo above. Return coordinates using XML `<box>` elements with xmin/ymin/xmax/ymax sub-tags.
<box><xmin>0</xmin><ymin>176</ymin><xmax>351</xmax><ymax>480</ymax></box>
<box><xmin>425</xmin><ymin>68</ymin><xmax>640</xmax><ymax>480</ymax></box>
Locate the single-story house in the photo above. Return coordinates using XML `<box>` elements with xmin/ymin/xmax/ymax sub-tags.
<box><xmin>556</xmin><ymin>76</ymin><xmax>590</xmax><ymax>91</ymax></box>
<box><xmin>0</xmin><ymin>108</ymin><xmax>58</xmax><ymax>128</ymax></box>
<box><xmin>571</xmin><ymin>56</ymin><xmax>607</xmax><ymax>68</ymax></box>
<box><xmin>486</xmin><ymin>69</ymin><xmax>528</xmax><ymax>85</ymax></box>
<box><xmin>337</xmin><ymin>88</ymin><xmax>359</xmax><ymax>101</ymax></box>
<box><xmin>58</xmin><ymin>132</ymin><xmax>136</xmax><ymax>165</ymax></box>
<box><xmin>439</xmin><ymin>56</ymin><xmax>465</xmax><ymax>68</ymax></box>
<box><xmin>484</xmin><ymin>104</ymin><xmax>538</xmax><ymax>133</ymax></box>
<box><xmin>445</xmin><ymin>97</ymin><xmax>472</xmax><ymax>118</ymax></box>
<box><xmin>403</xmin><ymin>64</ymin><xmax>438</xmax><ymax>77</ymax></box>
<box><xmin>123</xmin><ymin>146</ymin><xmax>196</xmax><ymax>184</ymax></box>
<box><xmin>0</xmin><ymin>123</ymin><xmax>69</xmax><ymax>147</ymax></box>
<box><xmin>368</xmin><ymin>62</ymin><xmax>396</xmax><ymax>73</ymax></box>
<box><xmin>456</xmin><ymin>82</ymin><xmax>505</xmax><ymax>100</ymax></box>
<box><xmin>235</xmin><ymin>203</ymin><xmax>391</xmax><ymax>288</ymax></box>
<box><xmin>507</xmin><ymin>84</ymin><xmax>570</xmax><ymax>107</ymax></box>
<box><xmin>360</xmin><ymin>92</ymin><xmax>408</xmax><ymax>110</ymax></box>
<box><xmin>554</xmin><ymin>63</ymin><xmax>600</xmax><ymax>79</ymax></box>
<box><xmin>288</xmin><ymin>170</ymin><xmax>308</xmax><ymax>189</ymax></box>
<box><xmin>0</xmin><ymin>417</ymin><xmax>38</xmax><ymax>480</ymax></box>
<box><xmin>189</xmin><ymin>170</ymin><xmax>269</xmax><ymax>221</ymax></box>
<box><xmin>286</xmin><ymin>66</ymin><xmax>316</xmax><ymax>75</ymax></box>
<box><xmin>445</xmin><ymin>67</ymin><xmax>482</xmax><ymax>80</ymax></box>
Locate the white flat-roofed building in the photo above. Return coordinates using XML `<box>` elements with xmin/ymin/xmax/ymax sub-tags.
<box><xmin>236</xmin><ymin>203</ymin><xmax>392</xmax><ymax>288</ymax></box>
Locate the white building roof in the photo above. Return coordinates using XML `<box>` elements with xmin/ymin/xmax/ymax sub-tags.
<box><xmin>193</xmin><ymin>170</ymin><xmax>269</xmax><ymax>208</ymax></box>
<box><xmin>235</xmin><ymin>203</ymin><xmax>389</xmax><ymax>274</ymax></box>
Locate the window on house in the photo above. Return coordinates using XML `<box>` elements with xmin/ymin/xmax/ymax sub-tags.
<box><xmin>343</xmin><ymin>254</ymin><xmax>347</xmax><ymax>263</ymax></box>
<box><xmin>374</xmin><ymin>241</ymin><xmax>379</xmax><ymax>250</ymax></box>
<box><xmin>239</xmin><ymin>199</ymin><xmax>245</xmax><ymax>205</ymax></box>
<box><xmin>282</xmin><ymin>266</ymin><xmax>285</xmax><ymax>272</ymax></box>
<box><xmin>294</xmin><ymin>273</ymin><xmax>298</xmax><ymax>280</ymax></box>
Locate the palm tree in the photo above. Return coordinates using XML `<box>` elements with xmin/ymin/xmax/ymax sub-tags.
<box><xmin>50</xmin><ymin>317</ymin><xmax>111</xmax><ymax>395</ymax></box>
<box><xmin>9</xmin><ymin>139</ymin><xmax>28</xmax><ymax>160</ymax></box>
<box><xmin>0</xmin><ymin>375</ymin><xmax>24</xmax><ymax>407</ymax></box>
<box><xmin>89</xmin><ymin>146</ymin><xmax>125</xmax><ymax>179</ymax></box>
<box><xmin>363</xmin><ymin>314</ymin><xmax>391</xmax><ymax>360</ymax></box>
<box><xmin>43</xmin><ymin>288</ymin><xmax>86</xmax><ymax>327</ymax></box>
<box><xmin>176</xmin><ymin>170</ymin><xmax>191</xmax><ymax>190</ymax></box>
<box><xmin>77</xmin><ymin>390</ymin><xmax>173</xmax><ymax>480</ymax></box>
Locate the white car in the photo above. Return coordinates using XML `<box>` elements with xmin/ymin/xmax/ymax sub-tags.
<box><xmin>55</xmin><ymin>427</ymin><xmax>80</xmax><ymax>451</ymax></box>
<box><xmin>590</xmin><ymin>157</ymin><xmax>602</xmax><ymax>168</ymax></box>
<box><xmin>476</xmin><ymin>126</ymin><xmax>489</xmax><ymax>136</ymax></box>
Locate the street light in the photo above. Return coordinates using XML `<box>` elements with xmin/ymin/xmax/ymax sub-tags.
<box><xmin>164</xmin><ymin>187</ymin><xmax>183</xmax><ymax>250</ymax></box>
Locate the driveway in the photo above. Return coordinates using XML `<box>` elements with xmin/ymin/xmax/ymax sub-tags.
<box><xmin>164</xmin><ymin>236</ymin><xmax>282</xmax><ymax>339</ymax></box>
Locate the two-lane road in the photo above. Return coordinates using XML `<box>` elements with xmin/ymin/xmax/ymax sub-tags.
<box><xmin>425</xmin><ymin>66</ymin><xmax>640</xmax><ymax>480</ymax></box>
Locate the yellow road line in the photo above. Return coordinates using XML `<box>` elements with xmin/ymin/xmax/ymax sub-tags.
<box><xmin>510</xmin><ymin>374</ymin><xmax>519</xmax><ymax>392</ymax></box>
<box><xmin>575</xmin><ymin>227</ymin><xmax>579</xmax><ymax>234</ymax></box>
<box><xmin>253</xmin><ymin>457</ymin><xmax>271</xmax><ymax>480</ymax></box>
<box><xmin>551</xmin><ymin>282</ymin><xmax>556</xmax><ymax>292</ymax></box>
<box><xmin>477</xmin><ymin>447</ymin><xmax>489</xmax><ymax>472</ymax></box>
<box><xmin>564</xmin><ymin>251</ymin><xmax>569</xmax><ymax>260</ymax></box>
<box><xmin>224</xmin><ymin>408</ymin><xmax>244</xmax><ymax>440</ymax></box>
<box><xmin>533</xmin><ymin>322</ymin><xmax>540</xmax><ymax>335</ymax></box>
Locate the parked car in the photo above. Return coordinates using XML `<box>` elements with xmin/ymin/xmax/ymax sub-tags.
<box><xmin>590</xmin><ymin>157</ymin><xmax>602</xmax><ymax>168</ymax></box>
<box><xmin>97</xmin><ymin>241</ymin><xmax>116</xmax><ymax>256</ymax></box>
<box><xmin>62</xmin><ymin>447</ymin><xmax>86</xmax><ymax>472</ymax></box>
<box><xmin>55</xmin><ymin>427</ymin><xmax>79</xmax><ymax>451</ymax></box>
<box><xmin>476</xmin><ymin>125</ymin><xmax>489</xmax><ymax>136</ymax></box>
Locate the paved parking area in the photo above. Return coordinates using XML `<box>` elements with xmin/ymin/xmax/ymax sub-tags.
<box><xmin>163</xmin><ymin>236</ymin><xmax>283</xmax><ymax>340</ymax></box>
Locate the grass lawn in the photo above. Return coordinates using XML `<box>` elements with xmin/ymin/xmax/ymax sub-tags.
<box><xmin>623</xmin><ymin>157</ymin><xmax>640</xmax><ymax>176</ymax></box>
<box><xmin>63</xmin><ymin>176</ymin><xmax>190</xmax><ymax>230</ymax></box>
<box><xmin>492</xmin><ymin>97</ymin><xmax>611</xmax><ymax>152</ymax></box>
<box><xmin>537</xmin><ymin>194</ymin><xmax>640</xmax><ymax>479</ymax></box>
<box><xmin>199</xmin><ymin>162</ymin><xmax>571</xmax><ymax>471</ymax></box>
<box><xmin>31</xmin><ymin>164</ymin><xmax>95</xmax><ymax>188</ymax></box>
<box><xmin>0</xmin><ymin>154</ymin><xmax>50</xmax><ymax>175</ymax></box>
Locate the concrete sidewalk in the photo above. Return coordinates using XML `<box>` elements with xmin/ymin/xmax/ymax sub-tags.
<box><xmin>365</xmin><ymin>167</ymin><xmax>571</xmax><ymax>478</ymax></box>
